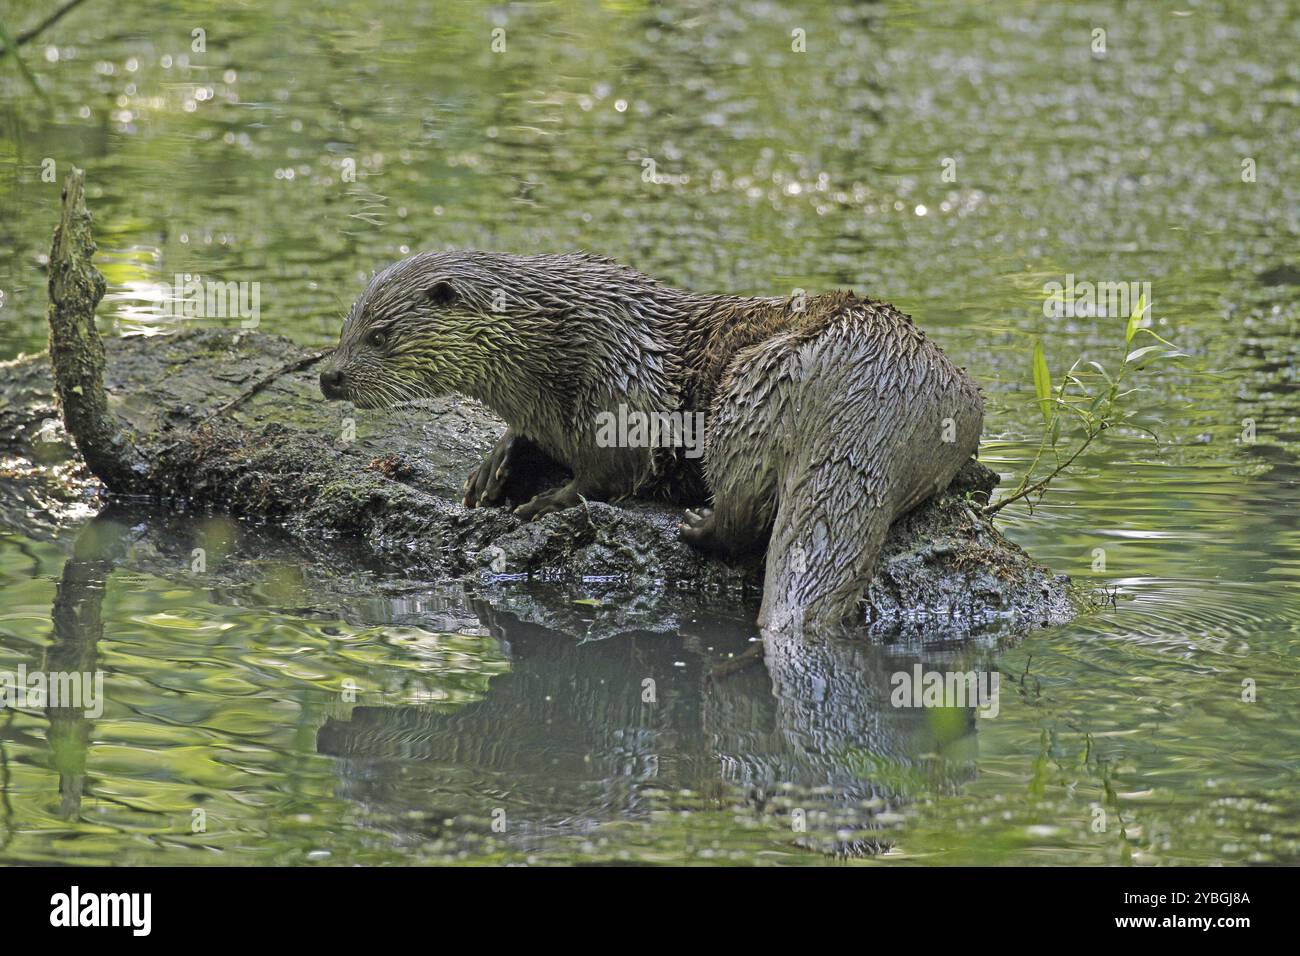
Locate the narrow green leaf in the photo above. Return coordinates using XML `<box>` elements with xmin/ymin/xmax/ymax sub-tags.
<box><xmin>1032</xmin><ymin>340</ymin><xmax>1052</xmax><ymax>425</ymax></box>
<box><xmin>1125</xmin><ymin>344</ymin><xmax>1166</xmax><ymax>366</ymax></box>
<box><xmin>1133</xmin><ymin>326</ymin><xmax>1178</xmax><ymax>348</ymax></box>
<box><xmin>1125</xmin><ymin>294</ymin><xmax>1148</xmax><ymax>346</ymax></box>
<box><xmin>1086</xmin><ymin>360</ymin><xmax>1112</xmax><ymax>383</ymax></box>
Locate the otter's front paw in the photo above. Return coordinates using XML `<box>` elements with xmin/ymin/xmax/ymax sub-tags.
<box><xmin>463</xmin><ymin>429</ymin><xmax>517</xmax><ymax>508</ymax></box>
<box><xmin>678</xmin><ymin>508</ymin><xmax>721</xmax><ymax>551</ymax></box>
<box><xmin>513</xmin><ymin>483</ymin><xmax>583</xmax><ymax>521</ymax></box>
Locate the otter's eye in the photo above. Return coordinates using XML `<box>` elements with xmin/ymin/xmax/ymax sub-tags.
<box><xmin>426</xmin><ymin>281</ymin><xmax>458</xmax><ymax>307</ymax></box>
<box><xmin>367</xmin><ymin>329</ymin><xmax>387</xmax><ymax>348</ymax></box>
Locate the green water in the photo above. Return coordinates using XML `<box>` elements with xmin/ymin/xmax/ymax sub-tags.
<box><xmin>1</xmin><ymin>0</ymin><xmax>1297</xmax><ymax>864</ymax></box>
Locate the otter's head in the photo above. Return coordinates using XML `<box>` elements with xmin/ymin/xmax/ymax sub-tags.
<box><xmin>321</xmin><ymin>249</ymin><xmax>672</xmax><ymax>413</ymax></box>
<box><xmin>319</xmin><ymin>251</ymin><xmax>503</xmax><ymax>408</ymax></box>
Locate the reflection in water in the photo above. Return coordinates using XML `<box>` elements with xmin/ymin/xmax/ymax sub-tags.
<box><xmin>318</xmin><ymin>603</ymin><xmax>983</xmax><ymax>856</ymax></box>
<box><xmin>45</xmin><ymin>520</ymin><xmax>132</xmax><ymax>821</ymax></box>
<box><xmin>3</xmin><ymin>508</ymin><xmax>989</xmax><ymax>861</ymax></box>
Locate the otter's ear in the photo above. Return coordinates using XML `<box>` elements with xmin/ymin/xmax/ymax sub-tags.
<box><xmin>426</xmin><ymin>281</ymin><xmax>458</xmax><ymax>307</ymax></box>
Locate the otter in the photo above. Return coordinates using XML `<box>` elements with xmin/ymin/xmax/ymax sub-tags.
<box><xmin>320</xmin><ymin>251</ymin><xmax>983</xmax><ymax>633</ymax></box>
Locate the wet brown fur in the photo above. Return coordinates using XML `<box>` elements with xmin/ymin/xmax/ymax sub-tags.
<box><xmin>321</xmin><ymin>252</ymin><xmax>983</xmax><ymax>633</ymax></box>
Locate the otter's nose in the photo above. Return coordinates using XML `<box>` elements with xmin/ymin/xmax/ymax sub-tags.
<box><xmin>320</xmin><ymin>368</ymin><xmax>346</xmax><ymax>399</ymax></box>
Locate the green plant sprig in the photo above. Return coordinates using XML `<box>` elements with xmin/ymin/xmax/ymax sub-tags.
<box><xmin>984</xmin><ymin>294</ymin><xmax>1183</xmax><ymax>518</ymax></box>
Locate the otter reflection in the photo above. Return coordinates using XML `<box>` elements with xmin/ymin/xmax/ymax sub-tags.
<box><xmin>6</xmin><ymin>507</ymin><xmax>988</xmax><ymax>857</ymax></box>
<box><xmin>318</xmin><ymin>606</ymin><xmax>986</xmax><ymax>856</ymax></box>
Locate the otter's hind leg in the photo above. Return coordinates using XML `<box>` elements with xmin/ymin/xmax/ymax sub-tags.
<box><xmin>680</xmin><ymin>333</ymin><xmax>891</xmax><ymax>634</ymax></box>
<box><xmin>758</xmin><ymin>455</ymin><xmax>895</xmax><ymax>635</ymax></box>
<box><xmin>759</xmin><ymin>322</ymin><xmax>981</xmax><ymax>634</ymax></box>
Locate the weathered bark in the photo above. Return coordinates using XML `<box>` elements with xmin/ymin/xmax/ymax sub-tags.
<box><xmin>24</xmin><ymin>169</ymin><xmax>1078</xmax><ymax>637</ymax></box>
